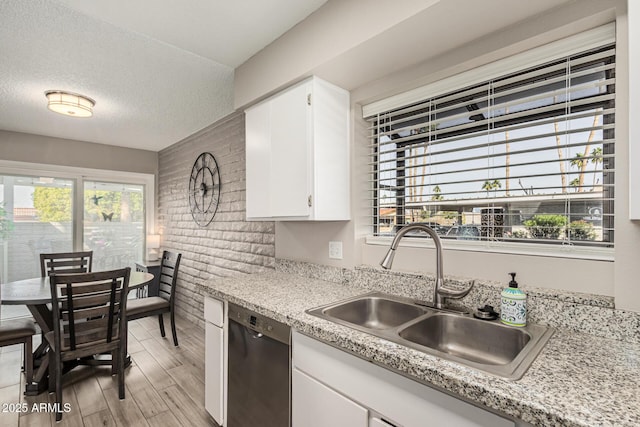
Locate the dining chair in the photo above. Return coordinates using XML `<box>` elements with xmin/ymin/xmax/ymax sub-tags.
<box><xmin>40</xmin><ymin>250</ymin><xmax>93</xmax><ymax>277</ymax></box>
<box><xmin>0</xmin><ymin>319</ymin><xmax>36</xmax><ymax>389</ymax></box>
<box><xmin>46</xmin><ymin>267</ymin><xmax>131</xmax><ymax>421</ymax></box>
<box><xmin>127</xmin><ymin>251</ymin><xmax>182</xmax><ymax>346</ymax></box>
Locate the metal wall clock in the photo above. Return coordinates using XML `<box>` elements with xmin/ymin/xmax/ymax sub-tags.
<box><xmin>188</xmin><ymin>152</ymin><xmax>221</xmax><ymax>227</ymax></box>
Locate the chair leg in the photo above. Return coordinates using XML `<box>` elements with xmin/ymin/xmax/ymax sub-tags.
<box><xmin>170</xmin><ymin>311</ymin><xmax>178</xmax><ymax>347</ymax></box>
<box><xmin>111</xmin><ymin>350</ymin><xmax>117</xmax><ymax>375</ymax></box>
<box><xmin>24</xmin><ymin>338</ymin><xmax>33</xmax><ymax>386</ymax></box>
<box><xmin>158</xmin><ymin>314</ymin><xmax>166</xmax><ymax>338</ymax></box>
<box><xmin>118</xmin><ymin>349</ymin><xmax>125</xmax><ymax>400</ymax></box>
<box><xmin>48</xmin><ymin>349</ymin><xmax>55</xmax><ymax>394</ymax></box>
<box><xmin>55</xmin><ymin>351</ymin><xmax>63</xmax><ymax>421</ymax></box>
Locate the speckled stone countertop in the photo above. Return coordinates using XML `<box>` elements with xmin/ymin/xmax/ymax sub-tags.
<box><xmin>199</xmin><ymin>271</ymin><xmax>640</xmax><ymax>427</ymax></box>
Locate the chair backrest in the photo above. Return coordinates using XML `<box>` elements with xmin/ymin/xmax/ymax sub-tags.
<box><xmin>158</xmin><ymin>251</ymin><xmax>181</xmax><ymax>304</ymax></box>
<box><xmin>49</xmin><ymin>268</ymin><xmax>130</xmax><ymax>353</ymax></box>
<box><xmin>40</xmin><ymin>251</ymin><xmax>93</xmax><ymax>277</ymax></box>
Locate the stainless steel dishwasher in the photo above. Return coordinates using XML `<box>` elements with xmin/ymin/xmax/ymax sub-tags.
<box><xmin>227</xmin><ymin>302</ymin><xmax>291</xmax><ymax>427</ymax></box>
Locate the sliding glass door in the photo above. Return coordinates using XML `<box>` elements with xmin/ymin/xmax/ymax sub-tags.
<box><xmin>1</xmin><ymin>166</ymin><xmax>152</xmax><ymax>321</ymax></box>
<box><xmin>1</xmin><ymin>175</ymin><xmax>74</xmax><ymax>319</ymax></box>
<box><xmin>83</xmin><ymin>180</ymin><xmax>145</xmax><ymax>271</ymax></box>
<box><xmin>0</xmin><ymin>175</ymin><xmax>75</xmax><ymax>281</ymax></box>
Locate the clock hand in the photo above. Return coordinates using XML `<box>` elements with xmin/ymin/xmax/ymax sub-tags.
<box><xmin>190</xmin><ymin>184</ymin><xmax>217</xmax><ymax>194</ymax></box>
<box><xmin>191</xmin><ymin>184</ymin><xmax>211</xmax><ymax>192</ymax></box>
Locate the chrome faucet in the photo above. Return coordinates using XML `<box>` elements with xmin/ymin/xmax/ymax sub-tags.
<box><xmin>380</xmin><ymin>224</ymin><xmax>473</xmax><ymax>309</ymax></box>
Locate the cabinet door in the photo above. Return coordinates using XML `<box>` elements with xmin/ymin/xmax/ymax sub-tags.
<box><xmin>631</xmin><ymin>2</ymin><xmax>640</xmax><ymax>219</ymax></box>
<box><xmin>269</xmin><ymin>81</ymin><xmax>311</xmax><ymax>217</ymax></box>
<box><xmin>204</xmin><ymin>297</ymin><xmax>224</xmax><ymax>327</ymax></box>
<box><xmin>370</xmin><ymin>417</ymin><xmax>398</xmax><ymax>427</ymax></box>
<box><xmin>245</xmin><ymin>100</ymin><xmax>272</xmax><ymax>218</ymax></box>
<box><xmin>293</xmin><ymin>368</ymin><xmax>368</xmax><ymax>427</ymax></box>
<box><xmin>205</xmin><ymin>322</ymin><xmax>224</xmax><ymax>425</ymax></box>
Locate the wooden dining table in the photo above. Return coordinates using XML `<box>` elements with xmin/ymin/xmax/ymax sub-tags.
<box><xmin>1</xmin><ymin>271</ymin><xmax>154</xmax><ymax>395</ymax></box>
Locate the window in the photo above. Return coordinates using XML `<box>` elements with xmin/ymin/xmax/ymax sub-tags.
<box><xmin>83</xmin><ymin>181</ymin><xmax>145</xmax><ymax>271</ymax></box>
<box><xmin>0</xmin><ymin>162</ymin><xmax>154</xmax><ymax>321</ymax></box>
<box><xmin>366</xmin><ymin>29</ymin><xmax>615</xmax><ymax>250</ymax></box>
<box><xmin>0</xmin><ymin>175</ymin><xmax>74</xmax><ymax>320</ymax></box>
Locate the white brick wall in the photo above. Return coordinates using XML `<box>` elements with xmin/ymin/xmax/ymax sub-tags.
<box><xmin>158</xmin><ymin>112</ymin><xmax>275</xmax><ymax>326</ymax></box>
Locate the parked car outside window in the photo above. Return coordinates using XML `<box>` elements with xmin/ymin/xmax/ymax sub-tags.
<box><xmin>445</xmin><ymin>225</ymin><xmax>480</xmax><ymax>240</ymax></box>
<box><xmin>394</xmin><ymin>222</ymin><xmax>451</xmax><ymax>236</ymax></box>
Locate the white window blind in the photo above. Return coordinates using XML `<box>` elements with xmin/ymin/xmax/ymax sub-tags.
<box><xmin>366</xmin><ymin>32</ymin><xmax>615</xmax><ymax>248</ymax></box>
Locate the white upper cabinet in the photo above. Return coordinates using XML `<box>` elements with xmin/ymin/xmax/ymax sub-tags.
<box><xmin>245</xmin><ymin>76</ymin><xmax>350</xmax><ymax>221</ymax></box>
<box><xmin>630</xmin><ymin>1</ymin><xmax>640</xmax><ymax>219</ymax></box>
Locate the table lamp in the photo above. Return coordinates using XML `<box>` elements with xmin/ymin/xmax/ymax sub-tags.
<box><xmin>146</xmin><ymin>234</ymin><xmax>161</xmax><ymax>261</ymax></box>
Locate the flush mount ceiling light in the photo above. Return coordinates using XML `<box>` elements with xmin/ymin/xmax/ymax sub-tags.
<box><xmin>44</xmin><ymin>90</ymin><xmax>95</xmax><ymax>118</ymax></box>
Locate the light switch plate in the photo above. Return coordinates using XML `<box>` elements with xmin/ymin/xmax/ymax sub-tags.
<box><xmin>329</xmin><ymin>241</ymin><xmax>343</xmax><ymax>260</ymax></box>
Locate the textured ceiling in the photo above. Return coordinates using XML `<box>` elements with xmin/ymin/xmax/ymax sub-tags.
<box><xmin>0</xmin><ymin>0</ymin><xmax>327</xmax><ymax>151</ymax></box>
<box><xmin>54</xmin><ymin>0</ymin><xmax>328</xmax><ymax>68</ymax></box>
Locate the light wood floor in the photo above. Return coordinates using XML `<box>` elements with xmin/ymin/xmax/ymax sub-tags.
<box><xmin>0</xmin><ymin>315</ymin><xmax>218</xmax><ymax>427</ymax></box>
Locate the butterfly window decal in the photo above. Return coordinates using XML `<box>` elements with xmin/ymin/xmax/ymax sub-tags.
<box><xmin>102</xmin><ymin>212</ymin><xmax>114</xmax><ymax>221</ymax></box>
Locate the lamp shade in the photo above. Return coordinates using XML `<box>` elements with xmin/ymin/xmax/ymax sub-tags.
<box><xmin>45</xmin><ymin>90</ymin><xmax>95</xmax><ymax>117</ymax></box>
<box><xmin>146</xmin><ymin>234</ymin><xmax>161</xmax><ymax>249</ymax></box>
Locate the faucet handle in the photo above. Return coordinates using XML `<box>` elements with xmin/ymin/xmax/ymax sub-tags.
<box><xmin>437</xmin><ymin>280</ymin><xmax>474</xmax><ymax>299</ymax></box>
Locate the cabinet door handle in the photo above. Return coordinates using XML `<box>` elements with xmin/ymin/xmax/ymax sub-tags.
<box><xmin>308</xmin><ymin>195</ymin><xmax>312</xmax><ymax>207</ymax></box>
<box><xmin>307</xmin><ymin>93</ymin><xmax>311</xmax><ymax>106</ymax></box>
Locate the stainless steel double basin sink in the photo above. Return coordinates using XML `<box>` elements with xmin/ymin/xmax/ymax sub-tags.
<box><xmin>306</xmin><ymin>292</ymin><xmax>553</xmax><ymax>380</ymax></box>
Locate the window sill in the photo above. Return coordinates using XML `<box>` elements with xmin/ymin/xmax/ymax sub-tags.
<box><xmin>365</xmin><ymin>235</ymin><xmax>614</xmax><ymax>262</ymax></box>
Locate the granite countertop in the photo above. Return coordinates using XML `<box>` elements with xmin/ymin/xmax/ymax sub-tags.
<box><xmin>199</xmin><ymin>270</ymin><xmax>640</xmax><ymax>427</ymax></box>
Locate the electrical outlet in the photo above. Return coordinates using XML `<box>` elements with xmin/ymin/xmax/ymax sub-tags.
<box><xmin>329</xmin><ymin>241</ymin><xmax>343</xmax><ymax>260</ymax></box>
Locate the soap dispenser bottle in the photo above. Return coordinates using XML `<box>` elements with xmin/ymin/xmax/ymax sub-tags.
<box><xmin>500</xmin><ymin>272</ymin><xmax>526</xmax><ymax>327</ymax></box>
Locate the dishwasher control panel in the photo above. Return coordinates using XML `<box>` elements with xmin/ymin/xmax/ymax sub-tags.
<box><xmin>228</xmin><ymin>302</ymin><xmax>290</xmax><ymax>345</ymax></box>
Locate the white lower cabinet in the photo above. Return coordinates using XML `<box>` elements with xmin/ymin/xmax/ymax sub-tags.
<box><xmin>293</xmin><ymin>368</ymin><xmax>368</xmax><ymax>427</ymax></box>
<box><xmin>204</xmin><ymin>297</ymin><xmax>226</xmax><ymax>426</ymax></box>
<box><xmin>370</xmin><ymin>417</ymin><xmax>397</xmax><ymax>427</ymax></box>
<box><xmin>292</xmin><ymin>331</ymin><xmax>515</xmax><ymax>427</ymax></box>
